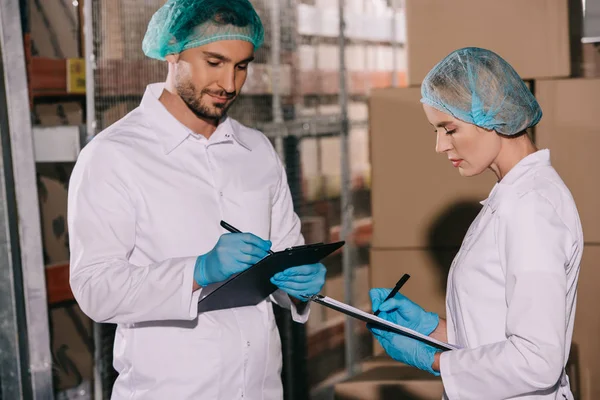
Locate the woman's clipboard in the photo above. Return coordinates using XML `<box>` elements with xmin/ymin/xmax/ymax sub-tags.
<box><xmin>197</xmin><ymin>241</ymin><xmax>345</xmax><ymax>313</ymax></box>
<box><xmin>309</xmin><ymin>295</ymin><xmax>460</xmax><ymax>351</ymax></box>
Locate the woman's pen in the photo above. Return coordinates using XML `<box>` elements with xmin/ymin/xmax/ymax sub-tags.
<box><xmin>374</xmin><ymin>273</ymin><xmax>411</xmax><ymax>316</ymax></box>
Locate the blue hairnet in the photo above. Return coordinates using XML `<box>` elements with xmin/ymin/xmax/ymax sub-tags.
<box><xmin>420</xmin><ymin>47</ymin><xmax>542</xmax><ymax>135</ymax></box>
<box><xmin>142</xmin><ymin>0</ymin><xmax>265</xmax><ymax>61</ymax></box>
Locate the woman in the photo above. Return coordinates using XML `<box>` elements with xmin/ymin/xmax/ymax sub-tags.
<box><xmin>369</xmin><ymin>47</ymin><xmax>583</xmax><ymax>400</ymax></box>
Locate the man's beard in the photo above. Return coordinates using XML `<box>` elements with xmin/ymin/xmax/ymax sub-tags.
<box><xmin>175</xmin><ymin>79</ymin><xmax>236</xmax><ymax>121</ymax></box>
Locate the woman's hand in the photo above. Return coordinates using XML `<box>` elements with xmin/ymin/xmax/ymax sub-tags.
<box><xmin>369</xmin><ymin>288</ymin><xmax>440</xmax><ymax>335</ymax></box>
<box><xmin>369</xmin><ymin>288</ymin><xmax>448</xmax><ymax>375</ymax></box>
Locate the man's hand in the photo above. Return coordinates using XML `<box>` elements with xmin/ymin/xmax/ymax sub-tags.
<box><xmin>270</xmin><ymin>263</ymin><xmax>326</xmax><ymax>301</ymax></box>
<box><xmin>194</xmin><ymin>233</ymin><xmax>271</xmax><ymax>287</ymax></box>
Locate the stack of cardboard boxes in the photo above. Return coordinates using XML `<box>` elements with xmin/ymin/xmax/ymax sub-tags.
<box><xmin>535</xmin><ymin>78</ymin><xmax>600</xmax><ymax>400</ymax></box>
<box><xmin>364</xmin><ymin>0</ymin><xmax>600</xmax><ymax>399</ymax></box>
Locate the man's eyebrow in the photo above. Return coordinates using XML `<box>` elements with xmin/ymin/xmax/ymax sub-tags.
<box><xmin>202</xmin><ymin>51</ymin><xmax>231</xmax><ymax>62</ymax></box>
<box><xmin>238</xmin><ymin>56</ymin><xmax>255</xmax><ymax>64</ymax></box>
<box><xmin>202</xmin><ymin>52</ymin><xmax>255</xmax><ymax>65</ymax></box>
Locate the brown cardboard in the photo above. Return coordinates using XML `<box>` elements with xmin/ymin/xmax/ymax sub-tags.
<box><xmin>334</xmin><ymin>362</ymin><xmax>443</xmax><ymax>400</ymax></box>
<box><xmin>570</xmin><ymin>246</ymin><xmax>600</xmax><ymax>400</ymax></box>
<box><xmin>404</xmin><ymin>0</ymin><xmax>572</xmax><ymax>86</ymax></box>
<box><xmin>38</xmin><ymin>173</ymin><xmax>70</xmax><ymax>265</ymax></box>
<box><xmin>34</xmin><ymin>102</ymin><xmax>83</xmax><ymax>127</ymax></box>
<box><xmin>535</xmin><ymin>78</ymin><xmax>600</xmax><ymax>243</ymax></box>
<box><xmin>29</xmin><ymin>0</ymin><xmax>80</xmax><ymax>58</ymax></box>
<box><xmin>98</xmin><ymin>0</ymin><xmax>125</xmax><ymax>60</ymax></box>
<box><xmin>50</xmin><ymin>304</ymin><xmax>93</xmax><ymax>391</ymax></box>
<box><xmin>369</xmin><ymin>87</ymin><xmax>495</xmax><ymax>248</ymax></box>
<box><xmin>99</xmin><ymin>101</ymin><xmax>136</xmax><ymax>130</ymax></box>
<box><xmin>335</xmin><ymin>378</ymin><xmax>443</xmax><ymax>400</ymax></box>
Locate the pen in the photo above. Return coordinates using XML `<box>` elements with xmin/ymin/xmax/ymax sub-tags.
<box><xmin>220</xmin><ymin>220</ymin><xmax>274</xmax><ymax>255</ymax></box>
<box><xmin>374</xmin><ymin>273</ymin><xmax>410</xmax><ymax>316</ymax></box>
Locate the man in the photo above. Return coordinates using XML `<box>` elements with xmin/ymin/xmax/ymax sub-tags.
<box><xmin>68</xmin><ymin>1</ymin><xmax>326</xmax><ymax>398</ymax></box>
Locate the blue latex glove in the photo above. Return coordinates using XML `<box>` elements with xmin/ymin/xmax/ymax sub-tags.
<box><xmin>370</xmin><ymin>288</ymin><xmax>439</xmax><ymax>333</ymax></box>
<box><xmin>194</xmin><ymin>233</ymin><xmax>271</xmax><ymax>286</ymax></box>
<box><xmin>369</xmin><ymin>288</ymin><xmax>441</xmax><ymax>376</ymax></box>
<box><xmin>270</xmin><ymin>263</ymin><xmax>326</xmax><ymax>301</ymax></box>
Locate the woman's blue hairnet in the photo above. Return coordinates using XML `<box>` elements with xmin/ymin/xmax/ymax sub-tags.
<box><xmin>142</xmin><ymin>0</ymin><xmax>265</xmax><ymax>61</ymax></box>
<box><xmin>420</xmin><ymin>47</ymin><xmax>542</xmax><ymax>135</ymax></box>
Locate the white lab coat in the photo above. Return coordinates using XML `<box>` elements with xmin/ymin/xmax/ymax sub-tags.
<box><xmin>440</xmin><ymin>150</ymin><xmax>583</xmax><ymax>399</ymax></box>
<box><xmin>68</xmin><ymin>83</ymin><xmax>309</xmax><ymax>400</ymax></box>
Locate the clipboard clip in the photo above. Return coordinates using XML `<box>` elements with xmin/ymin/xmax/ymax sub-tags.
<box><xmin>302</xmin><ymin>294</ymin><xmax>324</xmax><ymax>302</ymax></box>
<box><xmin>285</xmin><ymin>243</ymin><xmax>325</xmax><ymax>251</ymax></box>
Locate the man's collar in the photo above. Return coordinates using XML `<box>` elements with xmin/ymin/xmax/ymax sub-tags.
<box><xmin>140</xmin><ymin>83</ymin><xmax>252</xmax><ymax>154</ymax></box>
<box><xmin>211</xmin><ymin>118</ymin><xmax>252</xmax><ymax>151</ymax></box>
<box><xmin>141</xmin><ymin>83</ymin><xmax>190</xmax><ymax>154</ymax></box>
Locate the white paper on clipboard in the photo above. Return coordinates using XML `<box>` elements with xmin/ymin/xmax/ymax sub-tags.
<box><xmin>309</xmin><ymin>295</ymin><xmax>461</xmax><ymax>351</ymax></box>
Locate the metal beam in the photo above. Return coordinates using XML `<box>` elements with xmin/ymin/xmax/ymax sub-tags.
<box><xmin>338</xmin><ymin>0</ymin><xmax>358</xmax><ymax>378</ymax></box>
<box><xmin>0</xmin><ymin>0</ymin><xmax>54</xmax><ymax>398</ymax></box>
<box><xmin>270</xmin><ymin>0</ymin><xmax>285</xmax><ymax>161</ymax></box>
<box><xmin>83</xmin><ymin>0</ymin><xmax>96</xmax><ymax>142</ymax></box>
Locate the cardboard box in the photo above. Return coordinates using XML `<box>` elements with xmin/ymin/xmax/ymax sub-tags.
<box><xmin>29</xmin><ymin>0</ymin><xmax>80</xmax><ymax>58</ymax></box>
<box><xmin>334</xmin><ymin>361</ymin><xmax>444</xmax><ymax>400</ymax></box>
<box><xmin>571</xmin><ymin>246</ymin><xmax>600</xmax><ymax>400</ymax></box>
<box><xmin>50</xmin><ymin>304</ymin><xmax>93</xmax><ymax>392</ymax></box>
<box><xmin>33</xmin><ymin>102</ymin><xmax>83</xmax><ymax>127</ymax></box>
<box><xmin>98</xmin><ymin>0</ymin><xmax>125</xmax><ymax>60</ymax></box>
<box><xmin>38</xmin><ymin>170</ymin><xmax>72</xmax><ymax>265</ymax></box>
<box><xmin>369</xmin><ymin>87</ymin><xmax>495</xmax><ymax>248</ymax></box>
<box><xmin>98</xmin><ymin>101</ymin><xmax>137</xmax><ymax>131</ymax></box>
<box><xmin>404</xmin><ymin>0</ymin><xmax>574</xmax><ymax>86</ymax></box>
<box><xmin>535</xmin><ymin>78</ymin><xmax>600</xmax><ymax>243</ymax></box>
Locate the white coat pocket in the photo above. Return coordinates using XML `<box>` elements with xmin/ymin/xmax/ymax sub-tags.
<box><xmin>239</xmin><ymin>190</ymin><xmax>272</xmax><ymax>240</ymax></box>
<box><xmin>130</xmin><ymin>321</ymin><xmax>223</xmax><ymax>397</ymax></box>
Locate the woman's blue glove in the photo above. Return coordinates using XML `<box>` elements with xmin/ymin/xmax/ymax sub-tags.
<box><xmin>270</xmin><ymin>263</ymin><xmax>326</xmax><ymax>301</ymax></box>
<box><xmin>194</xmin><ymin>233</ymin><xmax>271</xmax><ymax>286</ymax></box>
<box><xmin>370</xmin><ymin>288</ymin><xmax>439</xmax><ymax>333</ymax></box>
<box><xmin>369</xmin><ymin>288</ymin><xmax>441</xmax><ymax>376</ymax></box>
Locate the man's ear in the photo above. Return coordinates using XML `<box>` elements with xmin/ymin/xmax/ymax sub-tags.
<box><xmin>165</xmin><ymin>53</ymin><xmax>180</xmax><ymax>64</ymax></box>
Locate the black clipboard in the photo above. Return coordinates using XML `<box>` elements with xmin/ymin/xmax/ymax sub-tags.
<box><xmin>197</xmin><ymin>241</ymin><xmax>345</xmax><ymax>313</ymax></box>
